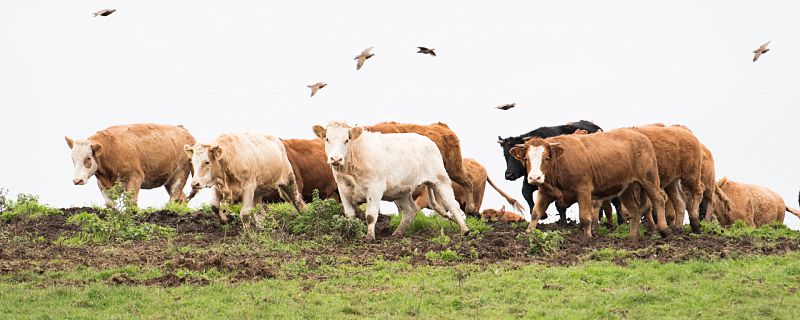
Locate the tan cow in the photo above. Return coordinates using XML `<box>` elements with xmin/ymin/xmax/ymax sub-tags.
<box><xmin>630</xmin><ymin>125</ymin><xmax>706</xmax><ymax>233</ymax></box>
<box><xmin>413</xmin><ymin>158</ymin><xmax>524</xmax><ymax>215</ymax></box>
<box><xmin>662</xmin><ymin>143</ymin><xmax>732</xmax><ymax>225</ymax></box>
<box><xmin>510</xmin><ymin>129</ymin><xmax>670</xmax><ymax>240</ymax></box>
<box><xmin>65</xmin><ymin>123</ymin><xmax>195</xmax><ymax>207</ymax></box>
<box><xmin>184</xmin><ymin>133</ymin><xmax>305</xmax><ymax>228</ymax></box>
<box><xmin>366</xmin><ymin>122</ymin><xmax>477</xmax><ymax>215</ymax></box>
<box><xmin>710</xmin><ymin>178</ymin><xmax>800</xmax><ymax>227</ymax></box>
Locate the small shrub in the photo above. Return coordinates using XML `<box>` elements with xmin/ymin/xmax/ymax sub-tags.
<box><xmin>589</xmin><ymin>247</ymin><xmax>630</xmax><ymax>261</ymax></box>
<box><xmin>0</xmin><ymin>193</ymin><xmax>62</xmax><ymax>222</ymax></box>
<box><xmin>270</xmin><ymin>190</ymin><xmax>366</xmax><ymax>242</ymax></box>
<box><xmin>430</xmin><ymin>229</ymin><xmax>451</xmax><ymax>245</ymax></box>
<box><xmin>141</xmin><ymin>201</ymin><xmax>195</xmax><ymax>216</ymax></box>
<box><xmin>519</xmin><ymin>229</ymin><xmax>565</xmax><ymax>255</ymax></box>
<box><xmin>390</xmin><ymin>213</ymin><xmax>491</xmax><ymax>236</ymax></box>
<box><xmin>425</xmin><ymin>249</ymin><xmax>462</xmax><ymax>262</ymax></box>
<box><xmin>701</xmin><ymin>221</ymin><xmax>800</xmax><ymax>240</ymax></box>
<box><xmin>0</xmin><ymin>188</ymin><xmax>8</xmax><ymax>212</ymax></box>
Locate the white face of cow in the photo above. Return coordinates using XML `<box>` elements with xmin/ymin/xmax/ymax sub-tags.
<box><xmin>185</xmin><ymin>144</ymin><xmax>219</xmax><ymax>189</ymax></box>
<box><xmin>66</xmin><ymin>137</ymin><xmax>101</xmax><ymax>185</ymax></box>
<box><xmin>526</xmin><ymin>146</ymin><xmax>546</xmax><ymax>185</ymax></box>
<box><xmin>314</xmin><ymin>124</ymin><xmax>363</xmax><ymax>168</ymax></box>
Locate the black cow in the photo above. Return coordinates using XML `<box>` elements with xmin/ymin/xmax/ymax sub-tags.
<box><xmin>497</xmin><ymin>120</ymin><xmax>624</xmax><ymax>225</ymax></box>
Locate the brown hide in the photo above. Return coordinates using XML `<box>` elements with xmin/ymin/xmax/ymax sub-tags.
<box><xmin>414</xmin><ymin>158</ymin><xmax>487</xmax><ymax>213</ymax></box>
<box><xmin>85</xmin><ymin>123</ymin><xmax>195</xmax><ymax>204</ymax></box>
<box><xmin>512</xmin><ymin>128</ymin><xmax>668</xmax><ymax>240</ymax></box>
<box><xmin>481</xmin><ymin>206</ymin><xmax>524</xmax><ymax>222</ymax></box>
<box><xmin>366</xmin><ymin>121</ymin><xmax>477</xmax><ymax>214</ymax></box>
<box><xmin>713</xmin><ymin>178</ymin><xmax>799</xmax><ymax>227</ymax></box>
<box><xmin>265</xmin><ymin>139</ymin><xmax>338</xmax><ymax>203</ymax></box>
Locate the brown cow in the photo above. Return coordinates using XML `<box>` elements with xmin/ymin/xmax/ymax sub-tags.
<box><xmin>510</xmin><ymin>129</ymin><xmax>670</xmax><ymax>240</ymax></box>
<box><xmin>413</xmin><ymin>158</ymin><xmax>524</xmax><ymax>215</ymax></box>
<box><xmin>481</xmin><ymin>205</ymin><xmax>525</xmax><ymax>222</ymax></box>
<box><xmin>663</xmin><ymin>143</ymin><xmax>732</xmax><ymax>225</ymax></box>
<box><xmin>630</xmin><ymin>125</ymin><xmax>706</xmax><ymax>233</ymax></box>
<box><xmin>711</xmin><ymin>178</ymin><xmax>800</xmax><ymax>227</ymax></box>
<box><xmin>65</xmin><ymin>123</ymin><xmax>195</xmax><ymax>207</ymax></box>
<box><xmin>366</xmin><ymin>122</ymin><xmax>477</xmax><ymax>215</ymax></box>
<box><xmin>262</xmin><ymin>139</ymin><xmax>339</xmax><ymax>203</ymax></box>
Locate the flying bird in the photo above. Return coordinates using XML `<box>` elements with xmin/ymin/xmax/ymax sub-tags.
<box><xmin>354</xmin><ymin>47</ymin><xmax>374</xmax><ymax>70</ymax></box>
<box><xmin>496</xmin><ymin>103</ymin><xmax>516</xmax><ymax>110</ymax></box>
<box><xmin>307</xmin><ymin>82</ymin><xmax>327</xmax><ymax>97</ymax></box>
<box><xmin>93</xmin><ymin>9</ymin><xmax>116</xmax><ymax>17</ymax></box>
<box><xmin>753</xmin><ymin>41</ymin><xmax>771</xmax><ymax>62</ymax></box>
<box><xmin>417</xmin><ymin>47</ymin><xmax>436</xmax><ymax>56</ymax></box>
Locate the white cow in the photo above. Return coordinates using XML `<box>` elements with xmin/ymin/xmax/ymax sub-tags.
<box><xmin>313</xmin><ymin>121</ymin><xmax>470</xmax><ymax>241</ymax></box>
<box><xmin>184</xmin><ymin>133</ymin><xmax>305</xmax><ymax>228</ymax></box>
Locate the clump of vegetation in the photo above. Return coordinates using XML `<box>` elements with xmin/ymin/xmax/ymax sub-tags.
<box><xmin>141</xmin><ymin>201</ymin><xmax>195</xmax><ymax>216</ymax></box>
<box><xmin>63</xmin><ymin>182</ymin><xmax>174</xmax><ymax>244</ymax></box>
<box><xmin>269</xmin><ymin>190</ymin><xmax>366</xmax><ymax>242</ymax></box>
<box><xmin>390</xmin><ymin>213</ymin><xmax>492</xmax><ymax>236</ymax></box>
<box><xmin>0</xmin><ymin>192</ymin><xmax>62</xmax><ymax>223</ymax></box>
<box><xmin>518</xmin><ymin>229</ymin><xmax>565</xmax><ymax>255</ymax></box>
<box><xmin>430</xmin><ymin>229</ymin><xmax>451</xmax><ymax>245</ymax></box>
<box><xmin>425</xmin><ymin>249</ymin><xmax>462</xmax><ymax>262</ymax></box>
<box><xmin>589</xmin><ymin>247</ymin><xmax>630</xmax><ymax>261</ymax></box>
<box><xmin>700</xmin><ymin>221</ymin><xmax>800</xmax><ymax>240</ymax></box>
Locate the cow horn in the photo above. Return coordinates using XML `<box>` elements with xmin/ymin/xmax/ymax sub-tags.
<box><xmin>522</xmin><ymin>136</ymin><xmax>532</xmax><ymax>141</ymax></box>
<box><xmin>549</xmin><ymin>142</ymin><xmax>561</xmax><ymax>146</ymax></box>
<box><xmin>515</xmin><ymin>144</ymin><xmax>526</xmax><ymax>148</ymax></box>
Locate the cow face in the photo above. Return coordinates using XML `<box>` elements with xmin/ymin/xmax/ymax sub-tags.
<box><xmin>314</xmin><ymin>123</ymin><xmax>363</xmax><ymax>167</ymax></box>
<box><xmin>65</xmin><ymin>136</ymin><xmax>102</xmax><ymax>185</ymax></box>
<box><xmin>509</xmin><ymin>139</ymin><xmax>564</xmax><ymax>186</ymax></box>
<box><xmin>185</xmin><ymin>144</ymin><xmax>222</xmax><ymax>189</ymax></box>
<box><xmin>497</xmin><ymin>136</ymin><xmax>527</xmax><ymax>181</ymax></box>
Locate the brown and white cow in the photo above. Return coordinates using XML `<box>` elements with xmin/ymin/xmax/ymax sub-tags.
<box><xmin>184</xmin><ymin>133</ymin><xmax>305</xmax><ymax>228</ymax></box>
<box><xmin>413</xmin><ymin>158</ymin><xmax>525</xmax><ymax>216</ymax></box>
<box><xmin>510</xmin><ymin>128</ymin><xmax>670</xmax><ymax>240</ymax></box>
<box><xmin>65</xmin><ymin>123</ymin><xmax>195</xmax><ymax>207</ymax></box>
<box><xmin>314</xmin><ymin>121</ymin><xmax>469</xmax><ymax>242</ymax></box>
<box><xmin>366</xmin><ymin>122</ymin><xmax>478</xmax><ymax>215</ymax></box>
<box><xmin>710</xmin><ymin>178</ymin><xmax>800</xmax><ymax>227</ymax></box>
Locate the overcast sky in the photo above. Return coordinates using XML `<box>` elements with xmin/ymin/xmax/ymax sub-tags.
<box><xmin>1</xmin><ymin>1</ymin><xmax>798</xmax><ymax>229</ymax></box>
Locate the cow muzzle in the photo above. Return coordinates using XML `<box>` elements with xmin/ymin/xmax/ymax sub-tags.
<box><xmin>328</xmin><ymin>156</ymin><xmax>343</xmax><ymax>166</ymax></box>
<box><xmin>73</xmin><ymin>178</ymin><xmax>87</xmax><ymax>185</ymax></box>
<box><xmin>191</xmin><ymin>181</ymin><xmax>202</xmax><ymax>189</ymax></box>
<box><xmin>527</xmin><ymin>175</ymin><xmax>545</xmax><ymax>185</ymax></box>
<box><xmin>505</xmin><ymin>171</ymin><xmax>522</xmax><ymax>181</ymax></box>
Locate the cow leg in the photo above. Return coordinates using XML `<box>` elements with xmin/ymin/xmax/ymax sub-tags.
<box><xmin>602</xmin><ymin>200</ymin><xmax>616</xmax><ymax>229</ymax></box>
<box><xmin>97</xmin><ymin>180</ymin><xmax>114</xmax><ymax>208</ymax></box>
<box><xmin>620</xmin><ymin>190</ymin><xmax>643</xmax><ymax>243</ymax></box>
<box><xmin>639</xmin><ymin>179</ymin><xmax>670</xmax><ymax>238</ymax></box>
<box><xmin>279</xmin><ymin>174</ymin><xmax>307</xmax><ymax>212</ymax></box>
<box><xmin>240</xmin><ymin>184</ymin><xmax>256</xmax><ymax>230</ymax></box>
<box><xmin>612</xmin><ymin>197</ymin><xmax>625</xmax><ymax>225</ymax></box>
<box><xmin>392</xmin><ymin>196</ymin><xmax>419</xmax><ymax>237</ymax></box>
<box><xmin>426</xmin><ymin>186</ymin><xmax>454</xmax><ymax>221</ymax></box>
<box><xmin>556</xmin><ymin>204</ymin><xmax>568</xmax><ymax>225</ymax></box>
<box><xmin>682</xmin><ymin>179</ymin><xmax>704</xmax><ymax>234</ymax></box>
<box><xmin>125</xmin><ymin>175</ymin><xmax>143</xmax><ymax>209</ymax></box>
<box><xmin>521</xmin><ymin>181</ymin><xmax>541</xmax><ymax>219</ymax></box>
<box><xmin>450</xmin><ymin>170</ymin><xmax>477</xmax><ymax>215</ymax></box>
<box><xmin>165</xmin><ymin>165</ymin><xmax>191</xmax><ymax>204</ymax></box>
<box><xmin>364</xmin><ymin>188</ymin><xmax>384</xmax><ymax>242</ymax></box>
<box><xmin>665</xmin><ymin>182</ymin><xmax>686</xmax><ymax>231</ymax></box>
<box><xmin>429</xmin><ymin>182</ymin><xmax>469</xmax><ymax>235</ymax></box>
<box><xmin>528</xmin><ymin>192</ymin><xmax>554</xmax><ymax>232</ymax></box>
<box><xmin>577</xmin><ymin>191</ymin><xmax>593</xmax><ymax>238</ymax></box>
<box><xmin>209</xmin><ymin>189</ymin><xmax>229</xmax><ymax>224</ymax></box>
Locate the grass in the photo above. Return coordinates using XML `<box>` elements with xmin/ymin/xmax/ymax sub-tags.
<box><xmin>390</xmin><ymin>213</ymin><xmax>492</xmax><ymax>236</ymax></box>
<box><xmin>1</xmin><ymin>254</ymin><xmax>799</xmax><ymax>318</ymax></box>
<box><xmin>700</xmin><ymin>221</ymin><xmax>800</xmax><ymax>240</ymax></box>
<box><xmin>0</xmin><ymin>193</ymin><xmax>62</xmax><ymax>222</ymax></box>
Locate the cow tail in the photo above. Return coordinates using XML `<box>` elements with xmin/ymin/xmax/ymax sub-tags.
<box><xmin>714</xmin><ymin>185</ymin><xmax>732</xmax><ymax>212</ymax></box>
<box><xmin>486</xmin><ymin>177</ymin><xmax>526</xmax><ymax>213</ymax></box>
<box><xmin>786</xmin><ymin>206</ymin><xmax>800</xmax><ymax>219</ymax></box>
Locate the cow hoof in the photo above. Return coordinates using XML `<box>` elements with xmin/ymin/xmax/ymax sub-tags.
<box><xmin>462</xmin><ymin>230</ymin><xmax>471</xmax><ymax>237</ymax></box>
<box><xmin>658</xmin><ymin>229</ymin><xmax>672</xmax><ymax>238</ymax></box>
<box><xmin>540</xmin><ymin>213</ymin><xmax>549</xmax><ymax>220</ymax></box>
<box><xmin>365</xmin><ymin>235</ymin><xmax>376</xmax><ymax>243</ymax></box>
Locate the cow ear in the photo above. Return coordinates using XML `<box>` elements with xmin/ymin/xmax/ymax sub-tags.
<box><xmin>497</xmin><ymin>136</ymin><xmax>503</xmax><ymax>144</ymax></box>
<box><xmin>312</xmin><ymin>125</ymin><xmax>326</xmax><ymax>139</ymax></box>
<box><xmin>184</xmin><ymin>145</ymin><xmax>194</xmax><ymax>158</ymax></box>
<box><xmin>210</xmin><ymin>145</ymin><xmax>223</xmax><ymax>160</ymax></box>
<box><xmin>548</xmin><ymin>143</ymin><xmax>564</xmax><ymax>158</ymax></box>
<box><xmin>91</xmin><ymin>143</ymin><xmax>103</xmax><ymax>156</ymax></box>
<box><xmin>65</xmin><ymin>136</ymin><xmax>74</xmax><ymax>149</ymax></box>
<box><xmin>509</xmin><ymin>146</ymin><xmax>527</xmax><ymax>161</ymax></box>
<box><xmin>349</xmin><ymin>127</ymin><xmax>364</xmax><ymax>140</ymax></box>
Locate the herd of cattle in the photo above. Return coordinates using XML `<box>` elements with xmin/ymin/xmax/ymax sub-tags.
<box><xmin>65</xmin><ymin>121</ymin><xmax>800</xmax><ymax>242</ymax></box>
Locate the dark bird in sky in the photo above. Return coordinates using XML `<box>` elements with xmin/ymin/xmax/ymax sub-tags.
<box><xmin>753</xmin><ymin>41</ymin><xmax>771</xmax><ymax>62</ymax></box>
<box><xmin>93</xmin><ymin>9</ymin><xmax>116</xmax><ymax>17</ymax></box>
<box><xmin>355</xmin><ymin>47</ymin><xmax>374</xmax><ymax>70</ymax></box>
<box><xmin>307</xmin><ymin>82</ymin><xmax>327</xmax><ymax>97</ymax></box>
<box><xmin>496</xmin><ymin>103</ymin><xmax>516</xmax><ymax>110</ymax></box>
<box><xmin>417</xmin><ymin>47</ymin><xmax>436</xmax><ymax>56</ymax></box>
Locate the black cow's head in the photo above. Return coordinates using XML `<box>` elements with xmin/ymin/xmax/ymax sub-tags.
<box><xmin>498</xmin><ymin>135</ymin><xmax>527</xmax><ymax>181</ymax></box>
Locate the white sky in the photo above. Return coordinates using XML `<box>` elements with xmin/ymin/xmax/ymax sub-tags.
<box><xmin>1</xmin><ymin>1</ymin><xmax>798</xmax><ymax>229</ymax></box>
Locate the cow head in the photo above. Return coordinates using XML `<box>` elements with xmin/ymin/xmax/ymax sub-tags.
<box><xmin>313</xmin><ymin>121</ymin><xmax>363</xmax><ymax>168</ymax></box>
<box><xmin>65</xmin><ymin>136</ymin><xmax>102</xmax><ymax>185</ymax></box>
<box><xmin>509</xmin><ymin>138</ymin><xmax>564</xmax><ymax>186</ymax></box>
<box><xmin>497</xmin><ymin>136</ymin><xmax>527</xmax><ymax>181</ymax></box>
<box><xmin>184</xmin><ymin>144</ymin><xmax>223</xmax><ymax>189</ymax></box>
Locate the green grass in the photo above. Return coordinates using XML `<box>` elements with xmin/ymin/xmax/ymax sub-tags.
<box><xmin>2</xmin><ymin>254</ymin><xmax>799</xmax><ymax>318</ymax></box>
<box><xmin>390</xmin><ymin>213</ymin><xmax>492</xmax><ymax>236</ymax></box>
<box><xmin>0</xmin><ymin>193</ymin><xmax>61</xmax><ymax>222</ymax></box>
<box><xmin>699</xmin><ymin>221</ymin><xmax>800</xmax><ymax>240</ymax></box>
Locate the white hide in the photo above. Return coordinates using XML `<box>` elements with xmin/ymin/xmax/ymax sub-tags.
<box><xmin>526</xmin><ymin>146</ymin><xmax>546</xmax><ymax>185</ymax></box>
<box><xmin>67</xmin><ymin>139</ymin><xmax>99</xmax><ymax>185</ymax></box>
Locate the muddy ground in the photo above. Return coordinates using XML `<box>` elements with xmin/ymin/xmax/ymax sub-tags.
<box><xmin>1</xmin><ymin>208</ymin><xmax>799</xmax><ymax>287</ymax></box>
